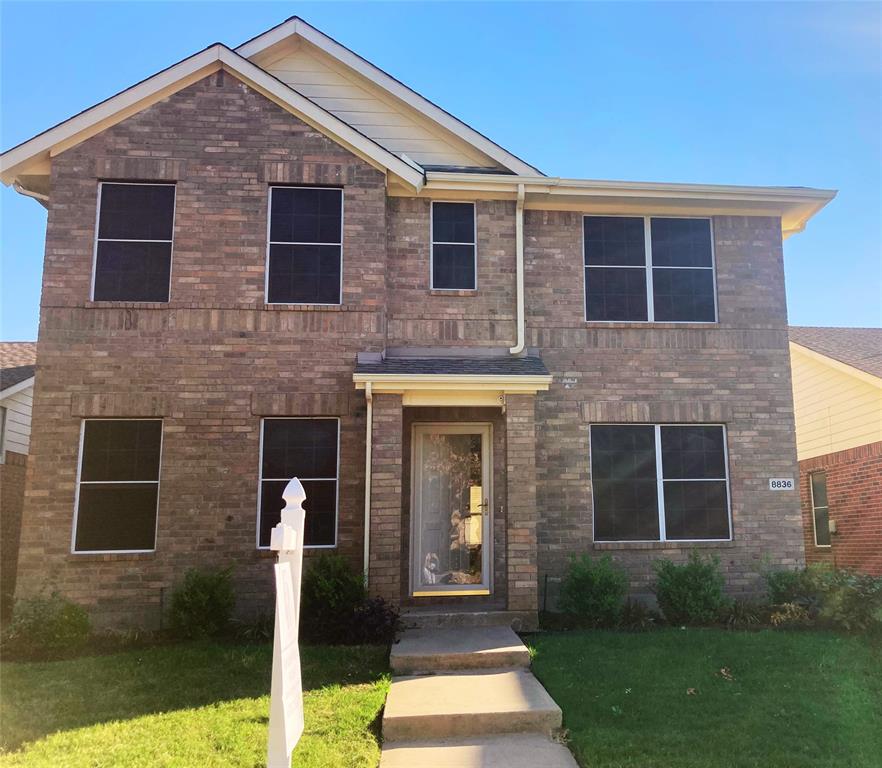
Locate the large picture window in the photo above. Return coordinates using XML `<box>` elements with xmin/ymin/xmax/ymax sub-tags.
<box><xmin>267</xmin><ymin>186</ymin><xmax>343</xmax><ymax>304</ymax></box>
<box><xmin>93</xmin><ymin>182</ymin><xmax>175</xmax><ymax>302</ymax></box>
<box><xmin>73</xmin><ymin>419</ymin><xmax>162</xmax><ymax>553</ymax></box>
<box><xmin>810</xmin><ymin>472</ymin><xmax>831</xmax><ymax>547</ymax></box>
<box><xmin>431</xmin><ymin>201</ymin><xmax>476</xmax><ymax>290</ymax></box>
<box><xmin>584</xmin><ymin>216</ymin><xmax>716</xmax><ymax>322</ymax></box>
<box><xmin>258</xmin><ymin>418</ymin><xmax>339</xmax><ymax>548</ymax></box>
<box><xmin>590</xmin><ymin>424</ymin><xmax>731</xmax><ymax>542</ymax></box>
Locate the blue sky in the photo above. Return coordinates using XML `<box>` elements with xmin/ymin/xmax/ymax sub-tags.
<box><xmin>1</xmin><ymin>1</ymin><xmax>880</xmax><ymax>340</ymax></box>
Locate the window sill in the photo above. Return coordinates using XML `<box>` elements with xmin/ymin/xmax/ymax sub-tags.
<box><xmin>67</xmin><ymin>551</ymin><xmax>157</xmax><ymax>562</ymax></box>
<box><xmin>594</xmin><ymin>540</ymin><xmax>735</xmax><ymax>551</ymax></box>
<box><xmin>583</xmin><ymin>321</ymin><xmax>719</xmax><ymax>329</ymax></box>
<box><xmin>80</xmin><ymin>301</ymin><xmax>362</xmax><ymax>312</ymax></box>
<box><xmin>428</xmin><ymin>289</ymin><xmax>478</xmax><ymax>297</ymax></box>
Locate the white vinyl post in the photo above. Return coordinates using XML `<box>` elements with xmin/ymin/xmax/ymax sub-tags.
<box><xmin>267</xmin><ymin>477</ymin><xmax>307</xmax><ymax>768</ymax></box>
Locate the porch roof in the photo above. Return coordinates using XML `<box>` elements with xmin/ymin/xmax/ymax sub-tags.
<box><xmin>354</xmin><ymin>355</ymin><xmax>549</xmax><ymax>377</ymax></box>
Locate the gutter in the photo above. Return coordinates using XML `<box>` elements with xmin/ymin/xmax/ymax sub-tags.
<box><xmin>510</xmin><ymin>183</ymin><xmax>526</xmax><ymax>355</ymax></box>
<box><xmin>362</xmin><ymin>382</ymin><xmax>373</xmax><ymax>585</ymax></box>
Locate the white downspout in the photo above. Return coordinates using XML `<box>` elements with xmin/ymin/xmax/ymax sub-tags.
<box><xmin>509</xmin><ymin>183</ymin><xmax>526</xmax><ymax>355</ymax></box>
<box><xmin>362</xmin><ymin>382</ymin><xmax>373</xmax><ymax>585</ymax></box>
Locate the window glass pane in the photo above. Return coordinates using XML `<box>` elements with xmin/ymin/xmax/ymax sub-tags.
<box><xmin>585</xmin><ymin>267</ymin><xmax>648</xmax><ymax>321</ymax></box>
<box><xmin>267</xmin><ymin>244</ymin><xmax>341</xmax><ymax>304</ymax></box>
<box><xmin>262</xmin><ymin>419</ymin><xmax>338</xmax><ymax>479</ymax></box>
<box><xmin>650</xmin><ymin>218</ymin><xmax>712</xmax><ymax>268</ymax></box>
<box><xmin>591</xmin><ymin>426</ymin><xmax>659</xmax><ymax>541</ymax></box>
<box><xmin>432</xmin><ymin>244</ymin><xmax>476</xmax><ymax>289</ymax></box>
<box><xmin>260</xmin><ymin>479</ymin><xmax>336</xmax><ymax>547</ymax></box>
<box><xmin>75</xmin><ymin>483</ymin><xmax>158</xmax><ymax>551</ymax></box>
<box><xmin>810</xmin><ymin>472</ymin><xmax>828</xmax><ymax>508</ymax></box>
<box><xmin>98</xmin><ymin>184</ymin><xmax>175</xmax><ymax>241</ymax></box>
<box><xmin>663</xmin><ymin>480</ymin><xmax>730</xmax><ymax>539</ymax></box>
<box><xmin>652</xmin><ymin>267</ymin><xmax>715</xmax><ymax>322</ymax></box>
<box><xmin>660</xmin><ymin>426</ymin><xmax>726</xmax><ymax>479</ymax></box>
<box><xmin>432</xmin><ymin>202</ymin><xmax>475</xmax><ymax>243</ymax></box>
<box><xmin>813</xmin><ymin>505</ymin><xmax>831</xmax><ymax>546</ymax></box>
<box><xmin>81</xmin><ymin>420</ymin><xmax>162</xmax><ymax>482</ymax></box>
<box><xmin>270</xmin><ymin>187</ymin><xmax>342</xmax><ymax>244</ymax></box>
<box><xmin>94</xmin><ymin>241</ymin><xmax>172</xmax><ymax>302</ymax></box>
<box><xmin>584</xmin><ymin>216</ymin><xmax>645</xmax><ymax>266</ymax></box>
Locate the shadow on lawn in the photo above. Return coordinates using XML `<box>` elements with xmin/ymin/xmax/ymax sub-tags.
<box><xmin>0</xmin><ymin>641</ymin><xmax>390</xmax><ymax>752</ymax></box>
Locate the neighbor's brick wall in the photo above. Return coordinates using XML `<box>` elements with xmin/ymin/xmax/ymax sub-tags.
<box><xmin>1</xmin><ymin>451</ymin><xmax>27</xmax><ymax>618</ymax></box>
<box><xmin>16</xmin><ymin>73</ymin><xmax>386</xmax><ymax>628</ymax></box>
<box><xmin>525</xmin><ymin>212</ymin><xmax>805</xmax><ymax>599</ymax></box>
<box><xmin>799</xmin><ymin>441</ymin><xmax>882</xmax><ymax>576</ymax></box>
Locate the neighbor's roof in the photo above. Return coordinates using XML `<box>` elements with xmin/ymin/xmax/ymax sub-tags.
<box><xmin>790</xmin><ymin>326</ymin><xmax>882</xmax><ymax>381</ymax></box>
<box><xmin>0</xmin><ymin>342</ymin><xmax>37</xmax><ymax>393</ymax></box>
<box><xmin>354</xmin><ymin>355</ymin><xmax>549</xmax><ymax>377</ymax></box>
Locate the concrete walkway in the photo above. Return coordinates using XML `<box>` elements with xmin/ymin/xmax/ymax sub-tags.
<box><xmin>380</xmin><ymin>625</ymin><xmax>577</xmax><ymax>768</ymax></box>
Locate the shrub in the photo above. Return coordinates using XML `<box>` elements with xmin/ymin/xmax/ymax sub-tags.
<box><xmin>232</xmin><ymin>612</ymin><xmax>274</xmax><ymax>644</ymax></box>
<box><xmin>350</xmin><ymin>597</ymin><xmax>402</xmax><ymax>644</ymax></box>
<box><xmin>1</xmin><ymin>593</ymin><xmax>91</xmax><ymax>660</ymax></box>
<box><xmin>770</xmin><ymin>602</ymin><xmax>811</xmax><ymax>628</ymax></box>
<box><xmin>558</xmin><ymin>554</ymin><xmax>628</xmax><ymax>627</ymax></box>
<box><xmin>168</xmin><ymin>566</ymin><xmax>235</xmax><ymax>639</ymax></box>
<box><xmin>654</xmin><ymin>551</ymin><xmax>729</xmax><ymax>625</ymax></box>
<box><xmin>300</xmin><ymin>554</ymin><xmax>367</xmax><ymax>643</ymax></box>
<box><xmin>618</xmin><ymin>599</ymin><xmax>660</xmax><ymax>631</ymax></box>
<box><xmin>722</xmin><ymin>599</ymin><xmax>767</xmax><ymax>629</ymax></box>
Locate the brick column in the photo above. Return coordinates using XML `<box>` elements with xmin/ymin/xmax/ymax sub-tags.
<box><xmin>368</xmin><ymin>393</ymin><xmax>404</xmax><ymax>604</ymax></box>
<box><xmin>505</xmin><ymin>394</ymin><xmax>539</xmax><ymax>613</ymax></box>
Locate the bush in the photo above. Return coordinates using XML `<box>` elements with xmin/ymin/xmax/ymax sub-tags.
<box><xmin>654</xmin><ymin>551</ymin><xmax>729</xmax><ymax>625</ymax></box>
<box><xmin>351</xmin><ymin>597</ymin><xmax>402</xmax><ymax>644</ymax></box>
<box><xmin>619</xmin><ymin>599</ymin><xmax>660</xmax><ymax>631</ymax></box>
<box><xmin>301</xmin><ymin>554</ymin><xmax>367</xmax><ymax>643</ymax></box>
<box><xmin>168</xmin><ymin>566</ymin><xmax>235</xmax><ymax>640</ymax></box>
<box><xmin>232</xmin><ymin>612</ymin><xmax>274</xmax><ymax>644</ymax></box>
<box><xmin>558</xmin><ymin>554</ymin><xmax>628</xmax><ymax>627</ymax></box>
<box><xmin>1</xmin><ymin>593</ymin><xmax>91</xmax><ymax>660</ymax></box>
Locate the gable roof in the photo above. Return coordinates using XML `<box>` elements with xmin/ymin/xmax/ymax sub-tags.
<box><xmin>0</xmin><ymin>43</ymin><xmax>425</xmax><ymax>191</ymax></box>
<box><xmin>0</xmin><ymin>342</ymin><xmax>37</xmax><ymax>394</ymax></box>
<box><xmin>790</xmin><ymin>326</ymin><xmax>882</xmax><ymax>381</ymax></box>
<box><xmin>236</xmin><ymin>17</ymin><xmax>541</xmax><ymax>175</ymax></box>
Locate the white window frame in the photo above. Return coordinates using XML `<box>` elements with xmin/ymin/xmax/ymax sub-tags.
<box><xmin>589</xmin><ymin>423</ymin><xmax>733</xmax><ymax>544</ymax></box>
<box><xmin>256</xmin><ymin>416</ymin><xmax>341</xmax><ymax>550</ymax></box>
<box><xmin>430</xmin><ymin>200</ymin><xmax>478</xmax><ymax>291</ymax></box>
<box><xmin>265</xmin><ymin>185</ymin><xmax>344</xmax><ymax>306</ymax></box>
<box><xmin>582</xmin><ymin>215</ymin><xmax>718</xmax><ymax>324</ymax></box>
<box><xmin>91</xmin><ymin>181</ymin><xmax>177</xmax><ymax>302</ymax></box>
<box><xmin>810</xmin><ymin>471</ymin><xmax>831</xmax><ymax>548</ymax></box>
<box><xmin>71</xmin><ymin>418</ymin><xmax>164</xmax><ymax>555</ymax></box>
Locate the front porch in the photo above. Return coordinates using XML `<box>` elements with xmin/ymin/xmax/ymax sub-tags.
<box><xmin>353</xmin><ymin>352</ymin><xmax>551</xmax><ymax>626</ymax></box>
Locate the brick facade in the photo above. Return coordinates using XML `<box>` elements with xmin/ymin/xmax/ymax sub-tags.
<box><xmin>799</xmin><ymin>442</ymin><xmax>882</xmax><ymax>576</ymax></box>
<box><xmin>14</xmin><ymin>70</ymin><xmax>806</xmax><ymax>626</ymax></box>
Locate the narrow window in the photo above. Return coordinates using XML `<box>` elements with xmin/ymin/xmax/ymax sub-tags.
<box><xmin>93</xmin><ymin>183</ymin><xmax>175</xmax><ymax>301</ymax></box>
<box><xmin>591</xmin><ymin>424</ymin><xmax>731</xmax><ymax>542</ymax></box>
<box><xmin>0</xmin><ymin>405</ymin><xmax>6</xmax><ymax>463</ymax></box>
<box><xmin>811</xmin><ymin>472</ymin><xmax>831</xmax><ymax>546</ymax></box>
<box><xmin>267</xmin><ymin>186</ymin><xmax>343</xmax><ymax>304</ymax></box>
<box><xmin>650</xmin><ymin>218</ymin><xmax>716</xmax><ymax>322</ymax></box>
<box><xmin>73</xmin><ymin>419</ymin><xmax>162</xmax><ymax>552</ymax></box>
<box><xmin>431</xmin><ymin>201</ymin><xmax>476</xmax><ymax>290</ymax></box>
<box><xmin>584</xmin><ymin>216</ymin><xmax>648</xmax><ymax>321</ymax></box>
<box><xmin>258</xmin><ymin>418</ymin><xmax>339</xmax><ymax>548</ymax></box>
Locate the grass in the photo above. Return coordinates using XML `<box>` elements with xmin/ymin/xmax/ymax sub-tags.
<box><xmin>528</xmin><ymin>628</ymin><xmax>882</xmax><ymax>768</ymax></box>
<box><xmin>0</xmin><ymin>642</ymin><xmax>389</xmax><ymax>768</ymax></box>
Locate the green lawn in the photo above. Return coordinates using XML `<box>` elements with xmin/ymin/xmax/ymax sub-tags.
<box><xmin>529</xmin><ymin>629</ymin><xmax>882</xmax><ymax>768</ymax></box>
<box><xmin>0</xmin><ymin>642</ymin><xmax>389</xmax><ymax>768</ymax></box>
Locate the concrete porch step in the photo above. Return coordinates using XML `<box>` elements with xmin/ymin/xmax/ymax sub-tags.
<box><xmin>382</xmin><ymin>669</ymin><xmax>562</xmax><ymax>742</ymax></box>
<box><xmin>391</xmin><ymin>626</ymin><xmax>530</xmax><ymax>674</ymax></box>
<box><xmin>380</xmin><ymin>734</ymin><xmax>579</xmax><ymax>768</ymax></box>
<box><xmin>401</xmin><ymin>608</ymin><xmax>536</xmax><ymax>631</ymax></box>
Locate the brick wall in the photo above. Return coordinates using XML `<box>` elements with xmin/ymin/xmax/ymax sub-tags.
<box><xmin>1</xmin><ymin>451</ymin><xmax>27</xmax><ymax>619</ymax></box>
<box><xmin>799</xmin><ymin>441</ymin><xmax>882</xmax><ymax>576</ymax></box>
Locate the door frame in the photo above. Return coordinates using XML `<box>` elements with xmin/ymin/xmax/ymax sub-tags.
<box><xmin>409</xmin><ymin>422</ymin><xmax>493</xmax><ymax>597</ymax></box>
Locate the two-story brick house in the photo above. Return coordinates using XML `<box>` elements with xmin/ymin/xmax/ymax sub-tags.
<box><xmin>1</xmin><ymin>18</ymin><xmax>834</xmax><ymax>628</ymax></box>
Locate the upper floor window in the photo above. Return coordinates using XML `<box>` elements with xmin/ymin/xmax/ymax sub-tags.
<box><xmin>584</xmin><ymin>216</ymin><xmax>716</xmax><ymax>323</ymax></box>
<box><xmin>258</xmin><ymin>418</ymin><xmax>339</xmax><ymax>548</ymax></box>
<box><xmin>810</xmin><ymin>471</ymin><xmax>831</xmax><ymax>547</ymax></box>
<box><xmin>267</xmin><ymin>186</ymin><xmax>343</xmax><ymax>305</ymax></box>
<box><xmin>93</xmin><ymin>182</ymin><xmax>175</xmax><ymax>302</ymax></box>
<box><xmin>73</xmin><ymin>419</ymin><xmax>163</xmax><ymax>553</ymax></box>
<box><xmin>431</xmin><ymin>201</ymin><xmax>476</xmax><ymax>290</ymax></box>
<box><xmin>590</xmin><ymin>424</ymin><xmax>731</xmax><ymax>542</ymax></box>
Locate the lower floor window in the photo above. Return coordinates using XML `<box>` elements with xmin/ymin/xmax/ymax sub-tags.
<box><xmin>73</xmin><ymin>419</ymin><xmax>162</xmax><ymax>552</ymax></box>
<box><xmin>590</xmin><ymin>424</ymin><xmax>731</xmax><ymax>542</ymax></box>
<box><xmin>258</xmin><ymin>417</ymin><xmax>339</xmax><ymax>548</ymax></box>
<box><xmin>810</xmin><ymin>471</ymin><xmax>831</xmax><ymax>547</ymax></box>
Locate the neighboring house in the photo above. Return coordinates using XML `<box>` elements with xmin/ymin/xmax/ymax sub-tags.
<box><xmin>789</xmin><ymin>327</ymin><xmax>882</xmax><ymax>576</ymax></box>
<box><xmin>0</xmin><ymin>342</ymin><xmax>37</xmax><ymax>617</ymax></box>
<box><xmin>0</xmin><ymin>17</ymin><xmax>835</xmax><ymax>628</ymax></box>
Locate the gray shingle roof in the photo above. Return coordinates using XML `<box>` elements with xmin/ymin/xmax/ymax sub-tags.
<box><xmin>789</xmin><ymin>326</ymin><xmax>882</xmax><ymax>380</ymax></box>
<box><xmin>0</xmin><ymin>342</ymin><xmax>37</xmax><ymax>393</ymax></box>
<box><xmin>355</xmin><ymin>355</ymin><xmax>549</xmax><ymax>377</ymax></box>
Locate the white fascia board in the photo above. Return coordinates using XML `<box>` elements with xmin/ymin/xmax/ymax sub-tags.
<box><xmin>1</xmin><ymin>44</ymin><xmax>424</xmax><ymax>192</ymax></box>
<box><xmin>789</xmin><ymin>342</ymin><xmax>882</xmax><ymax>389</ymax></box>
<box><xmin>236</xmin><ymin>17</ymin><xmax>542</xmax><ymax>177</ymax></box>
<box><xmin>0</xmin><ymin>376</ymin><xmax>35</xmax><ymax>400</ymax></box>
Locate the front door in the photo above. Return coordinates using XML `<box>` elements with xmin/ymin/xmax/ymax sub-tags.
<box><xmin>411</xmin><ymin>424</ymin><xmax>492</xmax><ymax>597</ymax></box>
